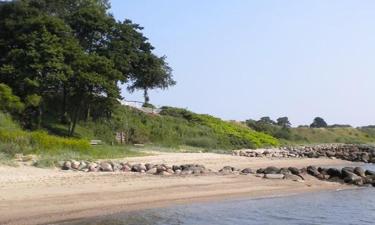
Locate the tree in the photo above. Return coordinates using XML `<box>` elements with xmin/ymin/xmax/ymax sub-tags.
<box><xmin>0</xmin><ymin>0</ymin><xmax>174</xmax><ymax>135</ymax></box>
<box><xmin>259</xmin><ymin>116</ymin><xmax>276</xmax><ymax>125</ymax></box>
<box><xmin>310</xmin><ymin>117</ymin><xmax>328</xmax><ymax>128</ymax></box>
<box><xmin>0</xmin><ymin>83</ymin><xmax>24</xmax><ymax>114</ymax></box>
<box><xmin>277</xmin><ymin>117</ymin><xmax>291</xmax><ymax>128</ymax></box>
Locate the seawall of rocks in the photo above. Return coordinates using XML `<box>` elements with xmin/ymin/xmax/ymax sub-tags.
<box><xmin>59</xmin><ymin>160</ymin><xmax>375</xmax><ymax>187</ymax></box>
<box><xmin>233</xmin><ymin>144</ymin><xmax>375</xmax><ymax>163</ymax></box>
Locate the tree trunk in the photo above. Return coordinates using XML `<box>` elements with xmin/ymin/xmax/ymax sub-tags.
<box><xmin>60</xmin><ymin>86</ymin><xmax>68</xmax><ymax>124</ymax></box>
<box><xmin>69</xmin><ymin>105</ymin><xmax>80</xmax><ymax>136</ymax></box>
<box><xmin>143</xmin><ymin>88</ymin><xmax>149</xmax><ymax>104</ymax></box>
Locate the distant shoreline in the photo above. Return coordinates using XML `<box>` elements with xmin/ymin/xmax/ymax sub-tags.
<box><xmin>0</xmin><ymin>153</ymin><xmax>360</xmax><ymax>225</ymax></box>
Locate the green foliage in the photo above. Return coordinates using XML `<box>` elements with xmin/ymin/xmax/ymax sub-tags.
<box><xmin>310</xmin><ymin>117</ymin><xmax>328</xmax><ymax>128</ymax></box>
<box><xmin>0</xmin><ymin>111</ymin><xmax>144</xmax><ymax>166</ymax></box>
<box><xmin>0</xmin><ymin>0</ymin><xmax>174</xmax><ymax>135</ymax></box>
<box><xmin>0</xmin><ymin>83</ymin><xmax>24</xmax><ymax>114</ymax></box>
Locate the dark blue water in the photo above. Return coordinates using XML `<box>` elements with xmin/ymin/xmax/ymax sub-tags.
<box><xmin>61</xmin><ymin>164</ymin><xmax>375</xmax><ymax>225</ymax></box>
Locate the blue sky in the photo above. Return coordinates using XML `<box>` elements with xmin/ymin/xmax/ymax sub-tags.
<box><xmin>110</xmin><ymin>0</ymin><xmax>375</xmax><ymax>127</ymax></box>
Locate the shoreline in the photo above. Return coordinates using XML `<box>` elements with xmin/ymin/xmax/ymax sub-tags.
<box><xmin>0</xmin><ymin>153</ymin><xmax>363</xmax><ymax>225</ymax></box>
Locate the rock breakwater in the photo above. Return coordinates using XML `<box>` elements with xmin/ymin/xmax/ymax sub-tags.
<box><xmin>233</xmin><ymin>144</ymin><xmax>375</xmax><ymax>163</ymax></box>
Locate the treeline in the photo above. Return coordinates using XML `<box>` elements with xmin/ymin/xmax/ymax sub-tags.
<box><xmin>0</xmin><ymin>0</ymin><xmax>175</xmax><ymax>135</ymax></box>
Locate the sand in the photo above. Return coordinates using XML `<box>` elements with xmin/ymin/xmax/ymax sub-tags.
<box><xmin>0</xmin><ymin>152</ymin><xmax>355</xmax><ymax>225</ymax></box>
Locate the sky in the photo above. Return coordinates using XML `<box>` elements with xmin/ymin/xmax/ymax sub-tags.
<box><xmin>110</xmin><ymin>0</ymin><xmax>375</xmax><ymax>127</ymax></box>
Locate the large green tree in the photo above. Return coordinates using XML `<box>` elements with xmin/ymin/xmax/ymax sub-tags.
<box><xmin>0</xmin><ymin>0</ymin><xmax>174</xmax><ymax>135</ymax></box>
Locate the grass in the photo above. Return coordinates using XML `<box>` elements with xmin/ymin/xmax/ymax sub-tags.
<box><xmin>282</xmin><ymin>127</ymin><xmax>375</xmax><ymax>145</ymax></box>
<box><xmin>0</xmin><ymin>112</ymin><xmax>146</xmax><ymax>167</ymax></box>
<box><xmin>44</xmin><ymin>105</ymin><xmax>280</xmax><ymax>151</ymax></box>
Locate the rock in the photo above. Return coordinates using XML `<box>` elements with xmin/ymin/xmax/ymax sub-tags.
<box><xmin>111</xmin><ymin>162</ymin><xmax>122</xmax><ymax>171</ymax></box>
<box><xmin>343</xmin><ymin>172</ymin><xmax>363</xmax><ymax>185</ymax></box>
<box><xmin>326</xmin><ymin>151</ymin><xmax>336</xmax><ymax>157</ymax></box>
<box><xmin>219</xmin><ymin>166</ymin><xmax>236</xmax><ymax>174</ymax></box>
<box><xmin>71</xmin><ymin>160</ymin><xmax>80</xmax><ymax>170</ymax></box>
<box><xmin>156</xmin><ymin>165</ymin><xmax>167</xmax><ymax>174</ymax></box>
<box><xmin>256</xmin><ymin>168</ymin><xmax>265</xmax><ymax>174</ymax></box>
<box><xmin>279</xmin><ymin>167</ymin><xmax>291</xmax><ymax>175</ymax></box>
<box><xmin>307</xmin><ymin>166</ymin><xmax>320</xmax><ymax>177</ymax></box>
<box><xmin>181</xmin><ymin>169</ymin><xmax>193</xmax><ymax>175</ymax></box>
<box><xmin>341</xmin><ymin>167</ymin><xmax>355</xmax><ymax>178</ymax></box>
<box><xmin>100</xmin><ymin>162</ymin><xmax>113</xmax><ymax>172</ymax></box>
<box><xmin>264</xmin><ymin>166</ymin><xmax>280</xmax><ymax>174</ymax></box>
<box><xmin>159</xmin><ymin>171</ymin><xmax>172</xmax><ymax>176</ymax></box>
<box><xmin>78</xmin><ymin>161</ymin><xmax>87</xmax><ymax>170</ymax></box>
<box><xmin>361</xmin><ymin>153</ymin><xmax>370</xmax><ymax>163</ymax></box>
<box><xmin>132</xmin><ymin>164</ymin><xmax>146</xmax><ymax>172</ymax></box>
<box><xmin>264</xmin><ymin>174</ymin><xmax>284</xmax><ymax>179</ymax></box>
<box><xmin>167</xmin><ymin>169</ymin><xmax>175</xmax><ymax>174</ymax></box>
<box><xmin>145</xmin><ymin>163</ymin><xmax>154</xmax><ymax>171</ymax></box>
<box><xmin>288</xmin><ymin>167</ymin><xmax>300</xmax><ymax>175</ymax></box>
<box><xmin>146</xmin><ymin>167</ymin><xmax>157</xmax><ymax>174</ymax></box>
<box><xmin>88</xmin><ymin>163</ymin><xmax>98</xmax><ymax>172</ymax></box>
<box><xmin>172</xmin><ymin>165</ymin><xmax>182</xmax><ymax>171</ymax></box>
<box><xmin>174</xmin><ymin>169</ymin><xmax>181</xmax><ymax>174</ymax></box>
<box><xmin>365</xmin><ymin>170</ymin><xmax>375</xmax><ymax>176</ymax></box>
<box><xmin>284</xmin><ymin>174</ymin><xmax>303</xmax><ymax>181</ymax></box>
<box><xmin>62</xmin><ymin>161</ymin><xmax>71</xmax><ymax>170</ymax></box>
<box><xmin>327</xmin><ymin>168</ymin><xmax>341</xmax><ymax>177</ymax></box>
<box><xmin>121</xmin><ymin>164</ymin><xmax>131</xmax><ymax>172</ymax></box>
<box><xmin>353</xmin><ymin>167</ymin><xmax>365</xmax><ymax>177</ymax></box>
<box><xmin>241</xmin><ymin>168</ymin><xmax>253</xmax><ymax>174</ymax></box>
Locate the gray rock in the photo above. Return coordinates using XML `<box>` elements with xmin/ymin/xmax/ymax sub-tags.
<box><xmin>354</xmin><ymin>167</ymin><xmax>365</xmax><ymax>177</ymax></box>
<box><xmin>145</xmin><ymin>163</ymin><xmax>154</xmax><ymax>171</ymax></box>
<box><xmin>327</xmin><ymin>168</ymin><xmax>341</xmax><ymax>177</ymax></box>
<box><xmin>288</xmin><ymin>167</ymin><xmax>300</xmax><ymax>175</ymax></box>
<box><xmin>100</xmin><ymin>162</ymin><xmax>113</xmax><ymax>172</ymax></box>
<box><xmin>264</xmin><ymin>166</ymin><xmax>280</xmax><ymax>174</ymax></box>
<box><xmin>71</xmin><ymin>160</ymin><xmax>80</xmax><ymax>170</ymax></box>
<box><xmin>343</xmin><ymin>172</ymin><xmax>363</xmax><ymax>185</ymax></box>
<box><xmin>284</xmin><ymin>174</ymin><xmax>303</xmax><ymax>181</ymax></box>
<box><xmin>146</xmin><ymin>167</ymin><xmax>157</xmax><ymax>174</ymax></box>
<box><xmin>307</xmin><ymin>166</ymin><xmax>320</xmax><ymax>177</ymax></box>
<box><xmin>62</xmin><ymin>161</ymin><xmax>71</xmax><ymax>170</ymax></box>
<box><xmin>264</xmin><ymin>174</ymin><xmax>284</xmax><ymax>179</ymax></box>
<box><xmin>241</xmin><ymin>168</ymin><xmax>253</xmax><ymax>174</ymax></box>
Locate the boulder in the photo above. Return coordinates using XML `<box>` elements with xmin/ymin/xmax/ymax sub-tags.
<box><xmin>307</xmin><ymin>166</ymin><xmax>320</xmax><ymax>177</ymax></box>
<box><xmin>146</xmin><ymin>167</ymin><xmax>157</xmax><ymax>174</ymax></box>
<box><xmin>256</xmin><ymin>168</ymin><xmax>265</xmax><ymax>174</ymax></box>
<box><xmin>100</xmin><ymin>162</ymin><xmax>113</xmax><ymax>172</ymax></box>
<box><xmin>353</xmin><ymin>167</ymin><xmax>365</xmax><ymax>177</ymax></box>
<box><xmin>172</xmin><ymin>165</ymin><xmax>182</xmax><ymax>171</ymax></box>
<box><xmin>341</xmin><ymin>167</ymin><xmax>355</xmax><ymax>178</ymax></box>
<box><xmin>132</xmin><ymin>164</ymin><xmax>146</xmax><ymax>172</ymax></box>
<box><xmin>327</xmin><ymin>168</ymin><xmax>341</xmax><ymax>177</ymax></box>
<box><xmin>241</xmin><ymin>168</ymin><xmax>253</xmax><ymax>174</ymax></box>
<box><xmin>361</xmin><ymin>153</ymin><xmax>370</xmax><ymax>163</ymax></box>
<box><xmin>62</xmin><ymin>161</ymin><xmax>71</xmax><ymax>170</ymax></box>
<box><xmin>284</xmin><ymin>174</ymin><xmax>303</xmax><ymax>181</ymax></box>
<box><xmin>145</xmin><ymin>163</ymin><xmax>154</xmax><ymax>171</ymax></box>
<box><xmin>279</xmin><ymin>168</ymin><xmax>291</xmax><ymax>175</ymax></box>
<box><xmin>71</xmin><ymin>160</ymin><xmax>80</xmax><ymax>170</ymax></box>
<box><xmin>288</xmin><ymin>167</ymin><xmax>300</xmax><ymax>175</ymax></box>
<box><xmin>78</xmin><ymin>161</ymin><xmax>87</xmax><ymax>170</ymax></box>
<box><xmin>365</xmin><ymin>170</ymin><xmax>375</xmax><ymax>176</ymax></box>
<box><xmin>264</xmin><ymin>166</ymin><xmax>280</xmax><ymax>174</ymax></box>
<box><xmin>264</xmin><ymin>174</ymin><xmax>284</xmax><ymax>179</ymax></box>
<box><xmin>121</xmin><ymin>164</ymin><xmax>131</xmax><ymax>172</ymax></box>
<box><xmin>343</xmin><ymin>172</ymin><xmax>363</xmax><ymax>185</ymax></box>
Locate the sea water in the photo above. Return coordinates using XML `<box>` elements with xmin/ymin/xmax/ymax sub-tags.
<box><xmin>60</xmin><ymin>164</ymin><xmax>375</xmax><ymax>225</ymax></box>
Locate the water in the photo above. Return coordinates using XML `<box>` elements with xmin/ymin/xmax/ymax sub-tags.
<box><xmin>61</xmin><ymin>165</ymin><xmax>375</xmax><ymax>225</ymax></box>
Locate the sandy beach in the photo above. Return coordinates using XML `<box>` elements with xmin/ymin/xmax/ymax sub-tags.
<box><xmin>0</xmin><ymin>152</ymin><xmax>356</xmax><ymax>225</ymax></box>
